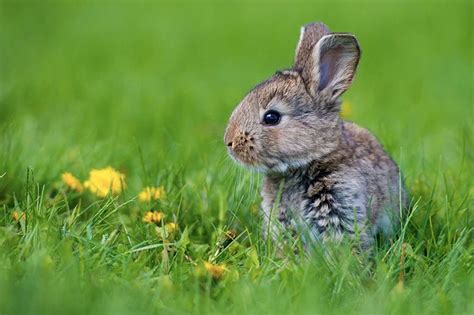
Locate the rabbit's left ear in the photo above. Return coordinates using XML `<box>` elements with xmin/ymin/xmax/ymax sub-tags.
<box><xmin>306</xmin><ymin>34</ymin><xmax>361</xmax><ymax>101</ymax></box>
<box><xmin>294</xmin><ymin>23</ymin><xmax>330</xmax><ymax>90</ymax></box>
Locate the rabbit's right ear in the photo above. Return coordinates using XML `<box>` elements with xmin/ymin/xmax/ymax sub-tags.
<box><xmin>296</xmin><ymin>32</ymin><xmax>361</xmax><ymax>102</ymax></box>
<box><xmin>311</xmin><ymin>34</ymin><xmax>360</xmax><ymax>101</ymax></box>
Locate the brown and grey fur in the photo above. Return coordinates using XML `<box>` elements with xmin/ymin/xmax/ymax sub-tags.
<box><xmin>224</xmin><ymin>22</ymin><xmax>408</xmax><ymax>249</ymax></box>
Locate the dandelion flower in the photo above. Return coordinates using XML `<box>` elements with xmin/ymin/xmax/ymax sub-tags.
<box><xmin>83</xmin><ymin>167</ymin><xmax>126</xmax><ymax>197</ymax></box>
<box><xmin>340</xmin><ymin>101</ymin><xmax>352</xmax><ymax>119</ymax></box>
<box><xmin>225</xmin><ymin>230</ymin><xmax>236</xmax><ymax>240</ymax></box>
<box><xmin>204</xmin><ymin>261</ymin><xmax>227</xmax><ymax>279</ymax></box>
<box><xmin>12</xmin><ymin>211</ymin><xmax>19</xmax><ymax>221</ymax></box>
<box><xmin>12</xmin><ymin>211</ymin><xmax>25</xmax><ymax>221</ymax></box>
<box><xmin>61</xmin><ymin>172</ymin><xmax>84</xmax><ymax>192</ymax></box>
<box><xmin>250</xmin><ymin>204</ymin><xmax>259</xmax><ymax>215</ymax></box>
<box><xmin>165</xmin><ymin>222</ymin><xmax>178</xmax><ymax>234</ymax></box>
<box><xmin>143</xmin><ymin>211</ymin><xmax>164</xmax><ymax>224</ymax></box>
<box><xmin>391</xmin><ymin>280</ymin><xmax>405</xmax><ymax>295</ymax></box>
<box><xmin>138</xmin><ymin>186</ymin><xmax>165</xmax><ymax>202</ymax></box>
<box><xmin>156</xmin><ymin>222</ymin><xmax>178</xmax><ymax>239</ymax></box>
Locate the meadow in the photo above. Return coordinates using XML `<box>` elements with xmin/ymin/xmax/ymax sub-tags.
<box><xmin>0</xmin><ymin>1</ymin><xmax>472</xmax><ymax>314</ymax></box>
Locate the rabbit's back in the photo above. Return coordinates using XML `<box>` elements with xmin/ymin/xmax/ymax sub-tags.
<box><xmin>342</xmin><ymin>122</ymin><xmax>408</xmax><ymax>233</ymax></box>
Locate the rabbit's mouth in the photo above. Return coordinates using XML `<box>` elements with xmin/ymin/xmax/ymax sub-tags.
<box><xmin>227</xmin><ymin>146</ymin><xmax>258</xmax><ymax>168</ymax></box>
<box><xmin>225</xmin><ymin>129</ymin><xmax>259</xmax><ymax>166</ymax></box>
<box><xmin>228</xmin><ymin>153</ymin><xmax>274</xmax><ymax>174</ymax></box>
<box><xmin>225</xmin><ymin>129</ymin><xmax>313</xmax><ymax>173</ymax></box>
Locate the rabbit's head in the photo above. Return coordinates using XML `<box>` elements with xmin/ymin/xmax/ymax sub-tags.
<box><xmin>224</xmin><ymin>23</ymin><xmax>360</xmax><ymax>173</ymax></box>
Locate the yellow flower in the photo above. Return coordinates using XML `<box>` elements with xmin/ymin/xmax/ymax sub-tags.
<box><xmin>143</xmin><ymin>211</ymin><xmax>164</xmax><ymax>224</ymax></box>
<box><xmin>225</xmin><ymin>230</ymin><xmax>236</xmax><ymax>240</ymax></box>
<box><xmin>391</xmin><ymin>280</ymin><xmax>405</xmax><ymax>295</ymax></box>
<box><xmin>155</xmin><ymin>222</ymin><xmax>178</xmax><ymax>239</ymax></box>
<box><xmin>83</xmin><ymin>167</ymin><xmax>126</xmax><ymax>197</ymax></box>
<box><xmin>12</xmin><ymin>211</ymin><xmax>26</xmax><ymax>221</ymax></box>
<box><xmin>138</xmin><ymin>186</ymin><xmax>165</xmax><ymax>202</ymax></box>
<box><xmin>340</xmin><ymin>101</ymin><xmax>352</xmax><ymax>119</ymax></box>
<box><xmin>204</xmin><ymin>261</ymin><xmax>227</xmax><ymax>279</ymax></box>
<box><xmin>165</xmin><ymin>222</ymin><xmax>178</xmax><ymax>234</ymax></box>
<box><xmin>61</xmin><ymin>172</ymin><xmax>84</xmax><ymax>192</ymax></box>
<box><xmin>251</xmin><ymin>204</ymin><xmax>259</xmax><ymax>215</ymax></box>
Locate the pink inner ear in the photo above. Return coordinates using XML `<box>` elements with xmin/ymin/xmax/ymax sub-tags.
<box><xmin>318</xmin><ymin>46</ymin><xmax>343</xmax><ymax>91</ymax></box>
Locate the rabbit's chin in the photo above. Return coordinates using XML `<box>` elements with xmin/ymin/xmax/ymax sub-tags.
<box><xmin>262</xmin><ymin>157</ymin><xmax>314</xmax><ymax>174</ymax></box>
<box><xmin>230</xmin><ymin>153</ymin><xmax>313</xmax><ymax>174</ymax></box>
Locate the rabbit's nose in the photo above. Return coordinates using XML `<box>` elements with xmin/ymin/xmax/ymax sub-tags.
<box><xmin>224</xmin><ymin>126</ymin><xmax>234</xmax><ymax>147</ymax></box>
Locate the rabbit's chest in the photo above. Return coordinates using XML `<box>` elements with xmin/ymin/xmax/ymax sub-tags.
<box><xmin>262</xmin><ymin>173</ymin><xmax>367</xmax><ymax>238</ymax></box>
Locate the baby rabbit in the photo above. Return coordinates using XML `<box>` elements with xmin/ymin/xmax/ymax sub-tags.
<box><xmin>224</xmin><ymin>22</ymin><xmax>408</xmax><ymax>249</ymax></box>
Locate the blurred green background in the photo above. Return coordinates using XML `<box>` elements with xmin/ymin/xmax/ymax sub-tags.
<box><xmin>0</xmin><ymin>1</ymin><xmax>472</xmax><ymax>314</ymax></box>
<box><xmin>1</xmin><ymin>0</ymin><xmax>472</xmax><ymax>184</ymax></box>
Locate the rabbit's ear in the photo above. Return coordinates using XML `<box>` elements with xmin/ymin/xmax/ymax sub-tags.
<box><xmin>294</xmin><ymin>22</ymin><xmax>330</xmax><ymax>71</ymax></box>
<box><xmin>310</xmin><ymin>33</ymin><xmax>360</xmax><ymax>100</ymax></box>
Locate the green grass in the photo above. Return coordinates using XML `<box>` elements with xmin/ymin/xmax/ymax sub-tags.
<box><xmin>0</xmin><ymin>1</ymin><xmax>472</xmax><ymax>314</ymax></box>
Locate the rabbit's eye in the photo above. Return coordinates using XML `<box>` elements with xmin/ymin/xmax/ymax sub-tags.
<box><xmin>263</xmin><ymin>110</ymin><xmax>281</xmax><ymax>126</ymax></box>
